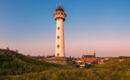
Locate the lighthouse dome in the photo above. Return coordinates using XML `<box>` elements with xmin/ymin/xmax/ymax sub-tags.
<box><xmin>56</xmin><ymin>6</ymin><xmax>64</xmax><ymax>11</ymax></box>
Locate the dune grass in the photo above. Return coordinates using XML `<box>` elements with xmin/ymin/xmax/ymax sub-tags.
<box><xmin>0</xmin><ymin>49</ymin><xmax>130</xmax><ymax>80</ymax></box>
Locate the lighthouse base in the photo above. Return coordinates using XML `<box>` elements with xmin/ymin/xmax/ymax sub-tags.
<box><xmin>43</xmin><ymin>57</ymin><xmax>71</xmax><ymax>65</ymax></box>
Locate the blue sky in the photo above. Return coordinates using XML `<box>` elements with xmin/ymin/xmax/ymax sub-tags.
<box><xmin>0</xmin><ymin>0</ymin><xmax>130</xmax><ymax>57</ymax></box>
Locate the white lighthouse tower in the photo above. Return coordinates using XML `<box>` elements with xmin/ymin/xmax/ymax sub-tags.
<box><xmin>54</xmin><ymin>3</ymin><xmax>66</xmax><ymax>57</ymax></box>
<box><xmin>43</xmin><ymin>3</ymin><xmax>69</xmax><ymax>65</ymax></box>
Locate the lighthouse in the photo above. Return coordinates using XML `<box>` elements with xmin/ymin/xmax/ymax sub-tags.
<box><xmin>54</xmin><ymin>4</ymin><xmax>66</xmax><ymax>57</ymax></box>
<box><xmin>43</xmin><ymin>3</ymin><xmax>69</xmax><ymax>65</ymax></box>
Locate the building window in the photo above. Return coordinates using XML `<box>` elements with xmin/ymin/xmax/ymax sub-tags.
<box><xmin>57</xmin><ymin>36</ymin><xmax>60</xmax><ymax>39</ymax></box>
<box><xmin>57</xmin><ymin>45</ymin><xmax>60</xmax><ymax>48</ymax></box>
<box><xmin>57</xmin><ymin>27</ymin><xmax>60</xmax><ymax>30</ymax></box>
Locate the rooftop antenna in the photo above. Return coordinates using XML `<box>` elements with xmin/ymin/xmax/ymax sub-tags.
<box><xmin>59</xmin><ymin>2</ymin><xmax>61</xmax><ymax>6</ymax></box>
<box><xmin>59</xmin><ymin>0</ymin><xmax>62</xmax><ymax>6</ymax></box>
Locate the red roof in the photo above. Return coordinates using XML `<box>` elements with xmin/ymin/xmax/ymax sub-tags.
<box><xmin>82</xmin><ymin>58</ymin><xmax>97</xmax><ymax>63</ymax></box>
<box><xmin>76</xmin><ymin>58</ymin><xmax>97</xmax><ymax>63</ymax></box>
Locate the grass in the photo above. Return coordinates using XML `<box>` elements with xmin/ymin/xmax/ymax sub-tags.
<box><xmin>0</xmin><ymin>49</ymin><xmax>61</xmax><ymax>76</ymax></box>
<box><xmin>0</xmin><ymin>49</ymin><xmax>130</xmax><ymax>80</ymax></box>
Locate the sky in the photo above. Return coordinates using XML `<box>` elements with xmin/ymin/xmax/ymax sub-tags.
<box><xmin>0</xmin><ymin>0</ymin><xmax>130</xmax><ymax>57</ymax></box>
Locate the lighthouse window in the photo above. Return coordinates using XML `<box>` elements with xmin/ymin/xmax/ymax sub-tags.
<box><xmin>57</xmin><ymin>27</ymin><xmax>60</xmax><ymax>30</ymax></box>
<box><xmin>57</xmin><ymin>53</ymin><xmax>60</xmax><ymax>56</ymax></box>
<box><xmin>57</xmin><ymin>45</ymin><xmax>60</xmax><ymax>48</ymax></box>
<box><xmin>57</xmin><ymin>36</ymin><xmax>60</xmax><ymax>39</ymax></box>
